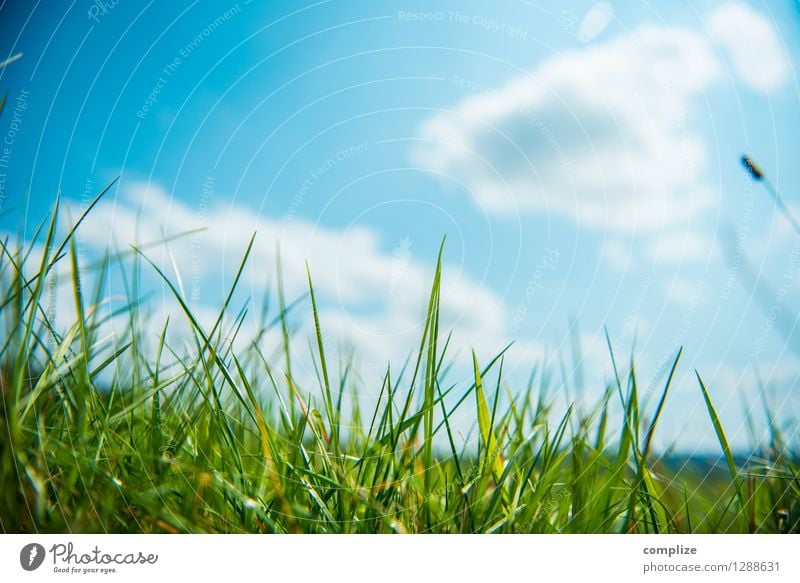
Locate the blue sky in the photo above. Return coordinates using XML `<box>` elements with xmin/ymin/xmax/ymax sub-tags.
<box><xmin>2</xmin><ymin>0</ymin><xmax>800</xmax><ymax>451</ymax></box>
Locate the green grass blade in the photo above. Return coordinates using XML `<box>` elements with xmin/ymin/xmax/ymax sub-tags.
<box><xmin>696</xmin><ymin>371</ymin><xmax>747</xmax><ymax>522</ymax></box>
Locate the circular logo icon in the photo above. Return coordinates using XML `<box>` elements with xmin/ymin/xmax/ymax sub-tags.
<box><xmin>19</xmin><ymin>543</ymin><xmax>46</xmax><ymax>571</ymax></box>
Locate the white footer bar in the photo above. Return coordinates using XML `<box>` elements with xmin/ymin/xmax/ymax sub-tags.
<box><xmin>1</xmin><ymin>534</ymin><xmax>797</xmax><ymax>582</ymax></box>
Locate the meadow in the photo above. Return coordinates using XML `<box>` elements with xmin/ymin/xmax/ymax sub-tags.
<box><xmin>0</xmin><ymin>177</ymin><xmax>798</xmax><ymax>534</ymax></box>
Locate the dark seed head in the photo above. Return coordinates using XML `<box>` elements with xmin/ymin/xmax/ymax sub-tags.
<box><xmin>741</xmin><ymin>155</ymin><xmax>764</xmax><ymax>181</ymax></box>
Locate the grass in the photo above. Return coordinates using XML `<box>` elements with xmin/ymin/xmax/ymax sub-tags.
<box><xmin>0</xmin><ymin>189</ymin><xmax>798</xmax><ymax>534</ymax></box>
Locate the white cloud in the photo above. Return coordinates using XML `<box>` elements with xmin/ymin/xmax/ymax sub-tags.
<box><xmin>411</xmin><ymin>25</ymin><xmax>720</xmax><ymax>232</ymax></box>
<box><xmin>709</xmin><ymin>2</ymin><xmax>790</xmax><ymax>93</ymax></box>
<box><xmin>68</xmin><ymin>180</ymin><xmax>546</xmax><ymax>382</ymax></box>
<box><xmin>599</xmin><ymin>236</ymin><xmax>635</xmax><ymax>271</ymax></box>
<box><xmin>664</xmin><ymin>277</ymin><xmax>708</xmax><ymax>307</ymax></box>
<box><xmin>645</xmin><ymin>230</ymin><xmax>716</xmax><ymax>264</ymax></box>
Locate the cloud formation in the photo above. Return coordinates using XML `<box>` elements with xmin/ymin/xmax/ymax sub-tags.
<box><xmin>709</xmin><ymin>1</ymin><xmax>790</xmax><ymax>93</ymax></box>
<box><xmin>412</xmin><ymin>25</ymin><xmax>721</xmax><ymax>231</ymax></box>
<box><xmin>69</xmin><ymin>180</ymin><xmax>545</xmax><ymax>378</ymax></box>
